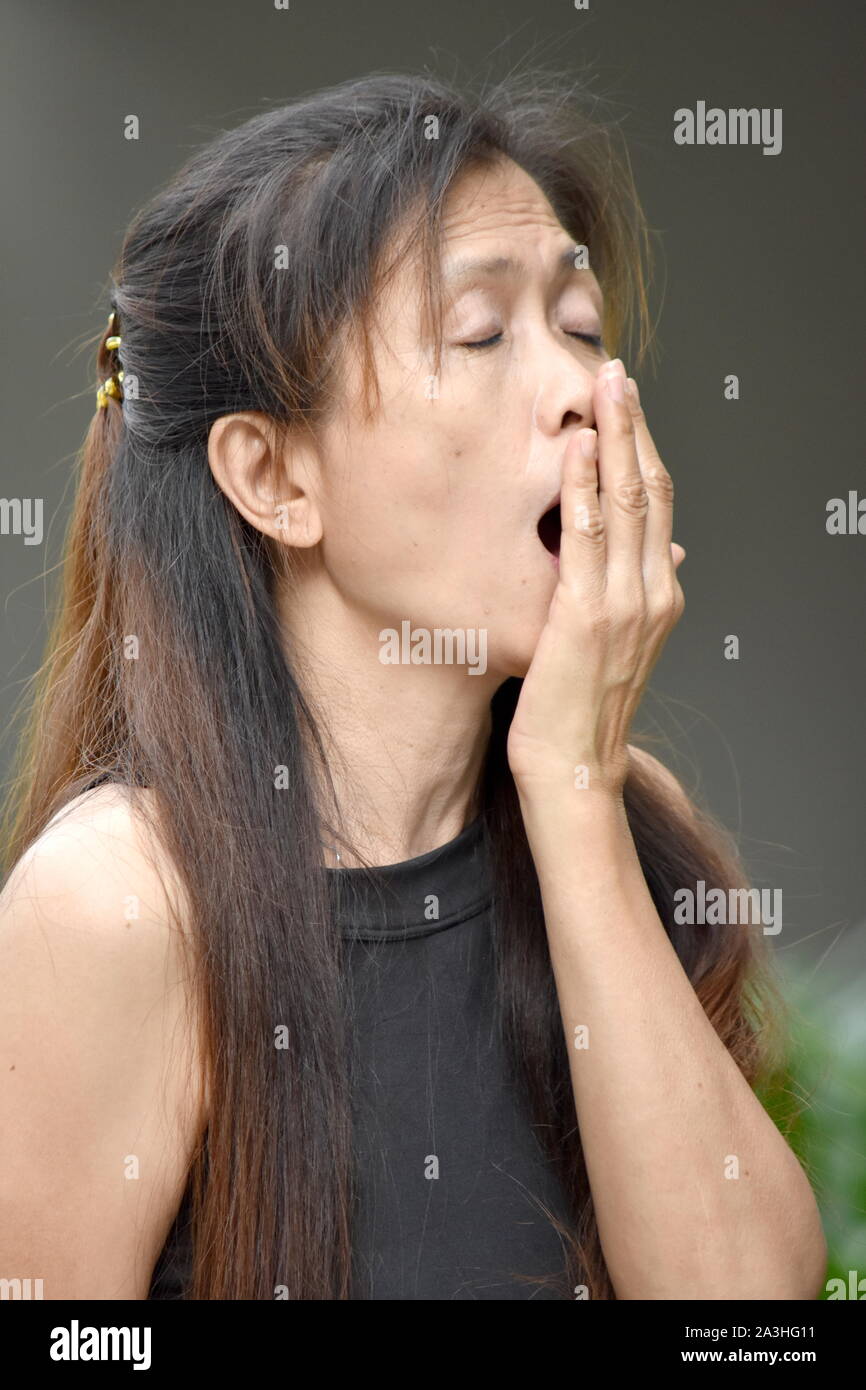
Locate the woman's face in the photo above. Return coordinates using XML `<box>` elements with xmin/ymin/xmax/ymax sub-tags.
<box><xmin>310</xmin><ymin>155</ymin><xmax>611</xmax><ymax>680</ymax></box>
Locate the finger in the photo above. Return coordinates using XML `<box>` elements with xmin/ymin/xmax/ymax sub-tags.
<box><xmin>558</xmin><ymin>428</ymin><xmax>607</xmax><ymax>601</ymax></box>
<box><xmin>624</xmin><ymin>377</ymin><xmax>677</xmax><ymax>589</ymax></box>
<box><xmin>594</xmin><ymin>360</ymin><xmax>648</xmax><ymax>602</ymax></box>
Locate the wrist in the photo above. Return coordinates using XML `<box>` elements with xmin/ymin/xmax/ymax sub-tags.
<box><xmin>512</xmin><ymin>762</ymin><xmax>626</xmax><ymax>813</ymax></box>
<box><xmin>515</xmin><ymin>774</ymin><xmax>629</xmax><ymax>842</ymax></box>
<box><xmin>507</xmin><ymin>740</ymin><xmax>630</xmax><ymax>800</ymax></box>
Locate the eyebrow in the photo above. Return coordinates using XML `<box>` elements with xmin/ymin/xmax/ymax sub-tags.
<box><xmin>440</xmin><ymin>246</ymin><xmax>603</xmax><ymax>316</ymax></box>
<box><xmin>442</xmin><ymin>246</ymin><xmax>590</xmax><ymax>290</ymax></box>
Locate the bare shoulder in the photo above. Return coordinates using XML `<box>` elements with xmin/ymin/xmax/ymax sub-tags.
<box><xmin>2</xmin><ymin>782</ymin><xmax>198</xmax><ymax>1032</ymax></box>
<box><xmin>0</xmin><ymin>782</ymin><xmax>205</xmax><ymax>1299</ymax></box>
<box><xmin>8</xmin><ymin>781</ymin><xmax>191</xmax><ymax>929</ymax></box>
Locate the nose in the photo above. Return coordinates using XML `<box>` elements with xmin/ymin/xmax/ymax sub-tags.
<box><xmin>531</xmin><ymin>353</ymin><xmax>599</xmax><ymax>437</ymax></box>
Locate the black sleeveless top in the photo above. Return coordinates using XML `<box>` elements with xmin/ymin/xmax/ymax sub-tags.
<box><xmin>148</xmin><ymin>815</ymin><xmax>574</xmax><ymax>1300</ymax></box>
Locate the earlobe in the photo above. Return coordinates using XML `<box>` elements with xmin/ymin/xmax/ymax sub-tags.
<box><xmin>207</xmin><ymin>412</ymin><xmax>323</xmax><ymax>548</ymax></box>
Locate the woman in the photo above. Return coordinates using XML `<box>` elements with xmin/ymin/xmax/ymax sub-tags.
<box><xmin>0</xmin><ymin>70</ymin><xmax>826</xmax><ymax>1300</ymax></box>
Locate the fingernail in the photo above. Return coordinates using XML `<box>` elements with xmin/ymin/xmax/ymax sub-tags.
<box><xmin>579</xmin><ymin>430</ymin><xmax>598</xmax><ymax>460</ymax></box>
<box><xmin>626</xmin><ymin>377</ymin><xmax>640</xmax><ymax>405</ymax></box>
<box><xmin>606</xmin><ymin>370</ymin><xmax>625</xmax><ymax>403</ymax></box>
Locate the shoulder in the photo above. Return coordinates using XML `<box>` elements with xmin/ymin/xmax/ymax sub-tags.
<box><xmin>9</xmin><ymin>780</ymin><xmax>187</xmax><ymax>912</ymax></box>
<box><xmin>0</xmin><ymin>783</ymin><xmax>204</xmax><ymax>1297</ymax></box>
<box><xmin>2</xmin><ymin>782</ymin><xmax>197</xmax><ymax>1005</ymax></box>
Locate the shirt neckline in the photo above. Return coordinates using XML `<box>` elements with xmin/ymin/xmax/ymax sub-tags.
<box><xmin>326</xmin><ymin>814</ymin><xmax>493</xmax><ymax>941</ymax></box>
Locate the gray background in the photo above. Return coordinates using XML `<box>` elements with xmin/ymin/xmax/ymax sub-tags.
<box><xmin>1</xmin><ymin>0</ymin><xmax>863</xmax><ymax>969</ymax></box>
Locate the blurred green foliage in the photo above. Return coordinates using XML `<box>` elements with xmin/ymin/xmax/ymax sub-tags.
<box><xmin>758</xmin><ymin>951</ymin><xmax>866</xmax><ymax>1299</ymax></box>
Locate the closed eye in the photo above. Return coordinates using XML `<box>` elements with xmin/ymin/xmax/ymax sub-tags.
<box><xmin>462</xmin><ymin>331</ymin><xmax>604</xmax><ymax>351</ymax></box>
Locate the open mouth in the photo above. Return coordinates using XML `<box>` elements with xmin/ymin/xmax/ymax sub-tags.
<box><xmin>537</xmin><ymin>501</ymin><xmax>562</xmax><ymax>558</ymax></box>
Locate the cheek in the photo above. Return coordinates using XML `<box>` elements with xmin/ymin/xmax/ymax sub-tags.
<box><xmin>319</xmin><ymin>435</ymin><xmax>457</xmax><ymax>590</ymax></box>
<box><xmin>326</xmin><ymin>407</ymin><xmax>475</xmax><ymax>532</ymax></box>
<box><xmin>318</xmin><ymin>394</ymin><xmax>532</xmax><ymax>614</ymax></box>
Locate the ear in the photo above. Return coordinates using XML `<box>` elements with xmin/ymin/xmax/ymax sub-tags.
<box><xmin>206</xmin><ymin>412</ymin><xmax>323</xmax><ymax>548</ymax></box>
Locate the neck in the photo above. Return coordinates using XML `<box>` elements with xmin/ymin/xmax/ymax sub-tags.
<box><xmin>280</xmin><ymin>583</ymin><xmax>499</xmax><ymax>867</ymax></box>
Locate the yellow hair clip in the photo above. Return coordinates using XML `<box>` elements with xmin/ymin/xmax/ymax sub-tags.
<box><xmin>97</xmin><ymin>310</ymin><xmax>124</xmax><ymax>408</ymax></box>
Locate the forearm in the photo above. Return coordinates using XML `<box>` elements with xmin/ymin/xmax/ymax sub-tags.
<box><xmin>518</xmin><ymin>784</ymin><xmax>827</xmax><ymax>1300</ymax></box>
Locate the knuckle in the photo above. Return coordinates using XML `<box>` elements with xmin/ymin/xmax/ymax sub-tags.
<box><xmin>613</xmin><ymin>478</ymin><xmax>649</xmax><ymax>517</ymax></box>
<box><xmin>572</xmin><ymin>502</ymin><xmax>606</xmax><ymax>541</ymax></box>
<box><xmin>654</xmin><ymin>583</ymin><xmax>685</xmax><ymax>623</ymax></box>
<box><xmin>644</xmin><ymin>463</ymin><xmax>674</xmax><ymax>503</ymax></box>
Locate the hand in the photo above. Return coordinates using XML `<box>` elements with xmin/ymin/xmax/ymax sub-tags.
<box><xmin>507</xmin><ymin>358</ymin><xmax>686</xmax><ymax>801</ymax></box>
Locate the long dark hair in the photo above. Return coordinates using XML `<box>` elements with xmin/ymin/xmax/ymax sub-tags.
<box><xmin>2</xmin><ymin>68</ymin><xmax>789</xmax><ymax>1299</ymax></box>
